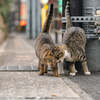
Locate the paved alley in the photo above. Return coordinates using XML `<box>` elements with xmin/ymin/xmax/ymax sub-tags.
<box><xmin>0</xmin><ymin>36</ymin><xmax>94</xmax><ymax>100</ymax></box>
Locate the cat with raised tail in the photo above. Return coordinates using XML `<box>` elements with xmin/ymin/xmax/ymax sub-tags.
<box><xmin>52</xmin><ymin>0</ymin><xmax>91</xmax><ymax>76</ymax></box>
<box><xmin>35</xmin><ymin>4</ymin><xmax>65</xmax><ymax>77</ymax></box>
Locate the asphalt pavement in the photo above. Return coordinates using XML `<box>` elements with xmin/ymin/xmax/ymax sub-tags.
<box><xmin>26</xmin><ymin>32</ymin><xmax>100</xmax><ymax>100</ymax></box>
<box><xmin>66</xmin><ymin>71</ymin><xmax>100</xmax><ymax>100</ymax></box>
<box><xmin>0</xmin><ymin>35</ymin><xmax>86</xmax><ymax>100</ymax></box>
<box><xmin>0</xmin><ymin>33</ymin><xmax>96</xmax><ymax>100</ymax></box>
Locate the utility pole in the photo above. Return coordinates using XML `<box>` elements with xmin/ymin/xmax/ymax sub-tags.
<box><xmin>31</xmin><ymin>0</ymin><xmax>36</xmax><ymax>39</ymax></box>
<box><xmin>26</xmin><ymin>0</ymin><xmax>41</xmax><ymax>39</ymax></box>
<box><xmin>26</xmin><ymin>0</ymin><xmax>30</xmax><ymax>38</ymax></box>
<box><xmin>35</xmin><ymin>0</ymin><xmax>41</xmax><ymax>38</ymax></box>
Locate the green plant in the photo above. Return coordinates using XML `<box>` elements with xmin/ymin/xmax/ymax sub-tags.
<box><xmin>1</xmin><ymin>28</ymin><xmax>6</xmax><ymax>33</ymax></box>
<box><xmin>0</xmin><ymin>0</ymin><xmax>12</xmax><ymax>23</ymax></box>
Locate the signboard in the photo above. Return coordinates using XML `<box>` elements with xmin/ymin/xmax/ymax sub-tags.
<box><xmin>58</xmin><ymin>0</ymin><xmax>62</xmax><ymax>13</ymax></box>
<box><xmin>20</xmin><ymin>3</ymin><xmax>27</xmax><ymax>20</ymax></box>
<box><xmin>49</xmin><ymin>0</ymin><xmax>57</xmax><ymax>3</ymax></box>
<box><xmin>41</xmin><ymin>0</ymin><xmax>48</xmax><ymax>4</ymax></box>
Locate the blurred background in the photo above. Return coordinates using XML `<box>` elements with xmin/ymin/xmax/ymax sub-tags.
<box><xmin>0</xmin><ymin>0</ymin><xmax>62</xmax><ymax>45</ymax></box>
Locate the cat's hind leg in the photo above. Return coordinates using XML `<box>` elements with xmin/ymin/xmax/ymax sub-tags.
<box><xmin>80</xmin><ymin>54</ymin><xmax>91</xmax><ymax>75</ymax></box>
<box><xmin>81</xmin><ymin>61</ymin><xmax>91</xmax><ymax>75</ymax></box>
<box><xmin>69</xmin><ymin>62</ymin><xmax>76</xmax><ymax>76</ymax></box>
<box><xmin>44</xmin><ymin>65</ymin><xmax>48</xmax><ymax>73</ymax></box>
<box><xmin>39</xmin><ymin>64</ymin><xmax>44</xmax><ymax>75</ymax></box>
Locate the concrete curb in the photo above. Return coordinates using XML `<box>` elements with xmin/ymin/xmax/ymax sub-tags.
<box><xmin>61</xmin><ymin>76</ymin><xmax>95</xmax><ymax>100</ymax></box>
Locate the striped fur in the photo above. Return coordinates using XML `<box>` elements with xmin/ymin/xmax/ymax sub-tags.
<box><xmin>35</xmin><ymin>4</ymin><xmax>64</xmax><ymax>77</ymax></box>
<box><xmin>57</xmin><ymin>0</ymin><xmax>91</xmax><ymax>75</ymax></box>
<box><xmin>65</xmin><ymin>0</ymin><xmax>73</xmax><ymax>29</ymax></box>
<box><xmin>42</xmin><ymin>4</ymin><xmax>54</xmax><ymax>33</ymax></box>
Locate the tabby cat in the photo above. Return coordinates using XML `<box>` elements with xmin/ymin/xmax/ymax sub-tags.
<box><xmin>53</xmin><ymin>0</ymin><xmax>91</xmax><ymax>76</ymax></box>
<box><xmin>35</xmin><ymin>4</ymin><xmax>64</xmax><ymax>77</ymax></box>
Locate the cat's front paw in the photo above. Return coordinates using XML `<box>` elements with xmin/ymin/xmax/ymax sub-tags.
<box><xmin>53</xmin><ymin>73</ymin><xmax>61</xmax><ymax>77</ymax></box>
<box><xmin>85</xmin><ymin>71</ymin><xmax>91</xmax><ymax>75</ymax></box>
<box><xmin>39</xmin><ymin>73</ymin><xmax>44</xmax><ymax>75</ymax></box>
<box><xmin>55</xmin><ymin>74</ymin><xmax>61</xmax><ymax>77</ymax></box>
<box><xmin>70</xmin><ymin>73</ymin><xmax>76</xmax><ymax>76</ymax></box>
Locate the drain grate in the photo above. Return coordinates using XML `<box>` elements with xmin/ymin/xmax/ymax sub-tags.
<box><xmin>0</xmin><ymin>65</ymin><xmax>52</xmax><ymax>71</ymax></box>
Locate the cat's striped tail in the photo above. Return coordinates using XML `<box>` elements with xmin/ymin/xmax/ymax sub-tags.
<box><xmin>65</xmin><ymin>0</ymin><xmax>73</xmax><ymax>29</ymax></box>
<box><xmin>42</xmin><ymin>4</ymin><xmax>54</xmax><ymax>33</ymax></box>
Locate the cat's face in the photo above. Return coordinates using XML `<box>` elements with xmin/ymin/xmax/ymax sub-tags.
<box><xmin>43</xmin><ymin>50</ymin><xmax>59</xmax><ymax>67</ymax></box>
<box><xmin>43</xmin><ymin>47</ymin><xmax>65</xmax><ymax>67</ymax></box>
<box><xmin>52</xmin><ymin>46</ymin><xmax>65</xmax><ymax>63</ymax></box>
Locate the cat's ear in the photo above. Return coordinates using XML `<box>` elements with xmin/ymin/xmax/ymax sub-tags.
<box><xmin>44</xmin><ymin>51</ymin><xmax>49</xmax><ymax>57</ymax></box>
<box><xmin>43</xmin><ymin>51</ymin><xmax>48</xmax><ymax>59</ymax></box>
<box><xmin>51</xmin><ymin>46</ymin><xmax>58</xmax><ymax>54</ymax></box>
<box><xmin>51</xmin><ymin>46</ymin><xmax>64</xmax><ymax>60</ymax></box>
<box><xmin>43</xmin><ymin>50</ymin><xmax>52</xmax><ymax>60</ymax></box>
<box><xmin>44</xmin><ymin>56</ymin><xmax>52</xmax><ymax>60</ymax></box>
<box><xmin>47</xmin><ymin>51</ymin><xmax>51</xmax><ymax>55</ymax></box>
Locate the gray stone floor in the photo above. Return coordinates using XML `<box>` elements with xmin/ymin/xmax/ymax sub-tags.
<box><xmin>1</xmin><ymin>38</ymin><xmax>38</xmax><ymax>66</ymax></box>
<box><xmin>0</xmin><ymin>72</ymin><xmax>81</xmax><ymax>100</ymax></box>
<box><xmin>26</xmin><ymin>32</ymin><xmax>100</xmax><ymax>100</ymax></box>
<box><xmin>0</xmin><ymin>37</ymin><xmax>51</xmax><ymax>71</ymax></box>
<box><xmin>0</xmin><ymin>36</ymin><xmax>94</xmax><ymax>100</ymax></box>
